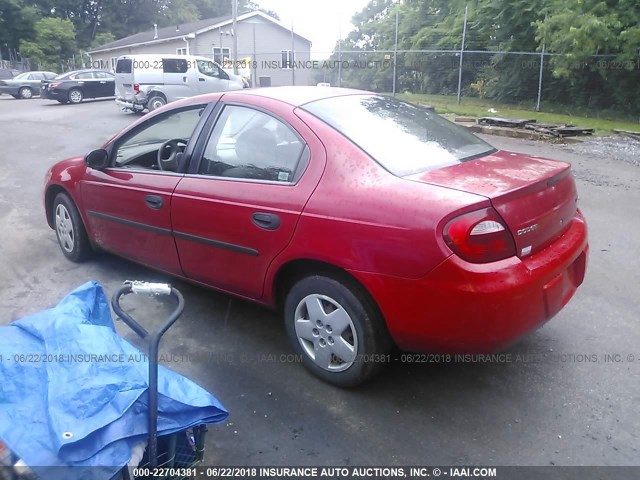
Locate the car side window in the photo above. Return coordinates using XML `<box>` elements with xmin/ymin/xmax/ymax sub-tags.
<box><xmin>76</xmin><ymin>72</ymin><xmax>94</xmax><ymax>80</ymax></box>
<box><xmin>95</xmin><ymin>71</ymin><xmax>114</xmax><ymax>79</ymax></box>
<box><xmin>163</xmin><ymin>59</ymin><xmax>189</xmax><ymax>74</ymax></box>
<box><xmin>197</xmin><ymin>60</ymin><xmax>220</xmax><ymax>78</ymax></box>
<box><xmin>29</xmin><ymin>73</ymin><xmax>45</xmax><ymax>80</ymax></box>
<box><xmin>198</xmin><ymin>105</ymin><xmax>305</xmax><ymax>183</ymax></box>
<box><xmin>113</xmin><ymin>106</ymin><xmax>205</xmax><ymax>170</ymax></box>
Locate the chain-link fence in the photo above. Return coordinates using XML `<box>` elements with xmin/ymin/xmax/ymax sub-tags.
<box><xmin>303</xmin><ymin>49</ymin><xmax>640</xmax><ymax>118</ymax></box>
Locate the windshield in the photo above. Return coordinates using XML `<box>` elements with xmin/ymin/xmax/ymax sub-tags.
<box><xmin>303</xmin><ymin>95</ymin><xmax>496</xmax><ymax>176</ymax></box>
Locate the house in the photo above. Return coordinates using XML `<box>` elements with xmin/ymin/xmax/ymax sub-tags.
<box><xmin>88</xmin><ymin>11</ymin><xmax>312</xmax><ymax>87</ymax></box>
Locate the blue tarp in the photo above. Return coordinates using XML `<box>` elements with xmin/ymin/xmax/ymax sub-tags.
<box><xmin>0</xmin><ymin>281</ymin><xmax>228</xmax><ymax>479</ymax></box>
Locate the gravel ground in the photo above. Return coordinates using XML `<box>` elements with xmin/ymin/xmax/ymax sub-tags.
<box><xmin>561</xmin><ymin>136</ymin><xmax>640</xmax><ymax>168</ymax></box>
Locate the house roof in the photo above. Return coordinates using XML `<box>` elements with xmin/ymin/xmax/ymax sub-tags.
<box><xmin>89</xmin><ymin>11</ymin><xmax>311</xmax><ymax>54</ymax></box>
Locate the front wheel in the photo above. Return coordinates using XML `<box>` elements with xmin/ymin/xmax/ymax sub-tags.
<box><xmin>52</xmin><ymin>193</ymin><xmax>93</xmax><ymax>262</ymax></box>
<box><xmin>284</xmin><ymin>275</ymin><xmax>392</xmax><ymax>387</ymax></box>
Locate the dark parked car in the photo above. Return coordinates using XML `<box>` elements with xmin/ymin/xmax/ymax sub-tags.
<box><xmin>44</xmin><ymin>87</ymin><xmax>588</xmax><ymax>386</ymax></box>
<box><xmin>41</xmin><ymin>69</ymin><xmax>115</xmax><ymax>104</ymax></box>
<box><xmin>0</xmin><ymin>71</ymin><xmax>57</xmax><ymax>99</ymax></box>
<box><xmin>0</xmin><ymin>69</ymin><xmax>20</xmax><ymax>94</ymax></box>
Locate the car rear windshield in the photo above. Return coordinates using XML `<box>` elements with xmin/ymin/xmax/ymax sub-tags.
<box><xmin>302</xmin><ymin>94</ymin><xmax>496</xmax><ymax>176</ymax></box>
<box><xmin>116</xmin><ymin>59</ymin><xmax>132</xmax><ymax>74</ymax></box>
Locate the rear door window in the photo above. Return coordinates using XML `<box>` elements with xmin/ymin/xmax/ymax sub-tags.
<box><xmin>198</xmin><ymin>105</ymin><xmax>305</xmax><ymax>183</ymax></box>
<box><xmin>95</xmin><ymin>71</ymin><xmax>115</xmax><ymax>79</ymax></box>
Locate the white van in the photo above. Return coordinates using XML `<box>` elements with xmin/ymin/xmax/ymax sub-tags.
<box><xmin>114</xmin><ymin>54</ymin><xmax>247</xmax><ymax>112</ymax></box>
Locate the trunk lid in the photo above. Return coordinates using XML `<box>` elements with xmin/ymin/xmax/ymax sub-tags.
<box><xmin>408</xmin><ymin>151</ymin><xmax>578</xmax><ymax>258</ymax></box>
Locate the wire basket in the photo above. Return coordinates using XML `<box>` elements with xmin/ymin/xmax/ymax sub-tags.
<box><xmin>128</xmin><ymin>425</ymin><xmax>207</xmax><ymax>480</ymax></box>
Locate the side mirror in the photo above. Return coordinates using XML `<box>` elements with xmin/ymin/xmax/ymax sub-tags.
<box><xmin>85</xmin><ymin>149</ymin><xmax>109</xmax><ymax>169</ymax></box>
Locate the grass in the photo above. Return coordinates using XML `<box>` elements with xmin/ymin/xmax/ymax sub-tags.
<box><xmin>397</xmin><ymin>93</ymin><xmax>640</xmax><ymax>135</ymax></box>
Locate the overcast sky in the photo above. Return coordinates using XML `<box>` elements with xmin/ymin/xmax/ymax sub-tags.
<box><xmin>257</xmin><ymin>0</ymin><xmax>370</xmax><ymax>58</ymax></box>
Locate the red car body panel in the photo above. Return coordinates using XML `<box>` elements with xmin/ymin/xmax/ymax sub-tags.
<box><xmin>171</xmin><ymin>94</ymin><xmax>328</xmax><ymax>298</ymax></box>
<box><xmin>44</xmin><ymin>87</ymin><xmax>589</xmax><ymax>354</ymax></box>
<box><xmin>81</xmin><ymin>170</ymin><xmax>183</xmax><ymax>274</ymax></box>
<box><xmin>409</xmin><ymin>151</ymin><xmax>578</xmax><ymax>257</ymax></box>
<box><xmin>350</xmin><ymin>213</ymin><xmax>588</xmax><ymax>352</ymax></box>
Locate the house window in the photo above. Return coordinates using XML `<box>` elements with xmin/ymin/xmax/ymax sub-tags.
<box><xmin>176</xmin><ymin>47</ymin><xmax>188</xmax><ymax>55</ymax></box>
<box><xmin>213</xmin><ymin>47</ymin><xmax>231</xmax><ymax>67</ymax></box>
<box><xmin>281</xmin><ymin>50</ymin><xmax>295</xmax><ymax>69</ymax></box>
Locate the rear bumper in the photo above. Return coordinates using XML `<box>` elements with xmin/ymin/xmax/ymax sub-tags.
<box><xmin>41</xmin><ymin>89</ymin><xmax>66</xmax><ymax>101</ymax></box>
<box><xmin>115</xmin><ymin>98</ymin><xmax>146</xmax><ymax>112</ymax></box>
<box><xmin>350</xmin><ymin>213</ymin><xmax>588</xmax><ymax>353</ymax></box>
<box><xmin>0</xmin><ymin>86</ymin><xmax>19</xmax><ymax>95</ymax></box>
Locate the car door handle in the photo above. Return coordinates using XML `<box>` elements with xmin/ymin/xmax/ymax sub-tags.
<box><xmin>144</xmin><ymin>195</ymin><xmax>164</xmax><ymax>209</ymax></box>
<box><xmin>183</xmin><ymin>76</ymin><xmax>188</xmax><ymax>82</ymax></box>
<box><xmin>252</xmin><ymin>212</ymin><xmax>280</xmax><ymax>230</ymax></box>
<box><xmin>199</xmin><ymin>78</ymin><xmax>205</xmax><ymax>81</ymax></box>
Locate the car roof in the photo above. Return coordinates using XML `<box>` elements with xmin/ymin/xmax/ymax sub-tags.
<box><xmin>60</xmin><ymin>69</ymin><xmax>108</xmax><ymax>77</ymax></box>
<box><xmin>193</xmin><ymin>86</ymin><xmax>374</xmax><ymax>108</ymax></box>
<box><xmin>235</xmin><ymin>86</ymin><xmax>374</xmax><ymax>106</ymax></box>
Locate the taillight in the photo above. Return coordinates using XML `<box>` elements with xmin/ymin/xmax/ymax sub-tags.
<box><xmin>49</xmin><ymin>82</ymin><xmax>61</xmax><ymax>88</ymax></box>
<box><xmin>443</xmin><ymin>207</ymin><xmax>516</xmax><ymax>263</ymax></box>
<box><xmin>133</xmin><ymin>83</ymin><xmax>140</xmax><ymax>93</ymax></box>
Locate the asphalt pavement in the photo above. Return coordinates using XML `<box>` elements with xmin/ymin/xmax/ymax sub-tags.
<box><xmin>0</xmin><ymin>95</ymin><xmax>638</xmax><ymax>468</ymax></box>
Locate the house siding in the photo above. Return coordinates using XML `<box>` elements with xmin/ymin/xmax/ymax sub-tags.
<box><xmin>89</xmin><ymin>16</ymin><xmax>312</xmax><ymax>87</ymax></box>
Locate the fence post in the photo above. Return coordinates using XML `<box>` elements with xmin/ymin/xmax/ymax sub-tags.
<box><xmin>536</xmin><ymin>15</ymin><xmax>547</xmax><ymax>112</ymax></box>
<box><xmin>456</xmin><ymin>5</ymin><xmax>468</xmax><ymax>105</ymax></box>
<box><xmin>392</xmin><ymin>10</ymin><xmax>399</xmax><ymax>96</ymax></box>
<box><xmin>535</xmin><ymin>45</ymin><xmax>545</xmax><ymax>112</ymax></box>
<box><xmin>338</xmin><ymin>27</ymin><xmax>342</xmax><ymax>87</ymax></box>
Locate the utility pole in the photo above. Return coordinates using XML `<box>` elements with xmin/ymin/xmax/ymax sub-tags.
<box><xmin>392</xmin><ymin>10</ymin><xmax>399</xmax><ymax>96</ymax></box>
<box><xmin>456</xmin><ymin>5</ymin><xmax>468</xmax><ymax>105</ymax></box>
<box><xmin>291</xmin><ymin>23</ymin><xmax>295</xmax><ymax>86</ymax></box>
<box><xmin>232</xmin><ymin>0</ymin><xmax>238</xmax><ymax>74</ymax></box>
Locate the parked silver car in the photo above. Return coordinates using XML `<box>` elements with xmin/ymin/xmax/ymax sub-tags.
<box><xmin>0</xmin><ymin>71</ymin><xmax>58</xmax><ymax>99</ymax></box>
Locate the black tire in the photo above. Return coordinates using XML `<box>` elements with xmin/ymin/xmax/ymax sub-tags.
<box><xmin>284</xmin><ymin>274</ymin><xmax>392</xmax><ymax>387</ymax></box>
<box><xmin>52</xmin><ymin>192</ymin><xmax>93</xmax><ymax>262</ymax></box>
<box><xmin>18</xmin><ymin>87</ymin><xmax>33</xmax><ymax>99</ymax></box>
<box><xmin>68</xmin><ymin>88</ymin><xmax>83</xmax><ymax>104</ymax></box>
<box><xmin>147</xmin><ymin>95</ymin><xmax>166</xmax><ymax>111</ymax></box>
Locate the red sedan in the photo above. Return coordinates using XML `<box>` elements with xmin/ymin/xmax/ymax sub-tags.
<box><xmin>44</xmin><ymin>87</ymin><xmax>588</xmax><ymax>386</ymax></box>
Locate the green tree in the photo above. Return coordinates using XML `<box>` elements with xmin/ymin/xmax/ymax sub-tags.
<box><xmin>0</xmin><ymin>0</ymin><xmax>40</xmax><ymax>58</ymax></box>
<box><xmin>19</xmin><ymin>17</ymin><xmax>76</xmax><ymax>70</ymax></box>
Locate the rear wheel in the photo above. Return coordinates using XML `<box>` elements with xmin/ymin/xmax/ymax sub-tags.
<box><xmin>52</xmin><ymin>193</ymin><xmax>93</xmax><ymax>262</ymax></box>
<box><xmin>147</xmin><ymin>95</ymin><xmax>166</xmax><ymax>111</ymax></box>
<box><xmin>18</xmin><ymin>87</ymin><xmax>33</xmax><ymax>99</ymax></box>
<box><xmin>68</xmin><ymin>88</ymin><xmax>83</xmax><ymax>104</ymax></box>
<box><xmin>284</xmin><ymin>274</ymin><xmax>392</xmax><ymax>387</ymax></box>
